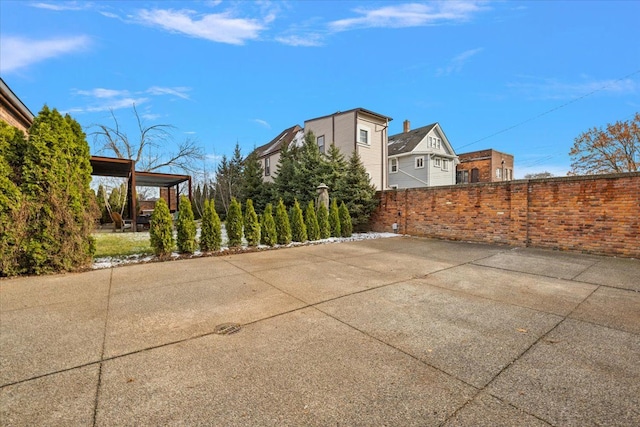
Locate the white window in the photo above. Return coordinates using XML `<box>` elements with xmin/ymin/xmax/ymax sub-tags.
<box><xmin>359</xmin><ymin>129</ymin><xmax>369</xmax><ymax>144</ymax></box>
<box><xmin>442</xmin><ymin>159</ymin><xmax>448</xmax><ymax>171</ymax></box>
<box><xmin>428</xmin><ymin>137</ymin><xmax>433</xmax><ymax>147</ymax></box>
<box><xmin>496</xmin><ymin>168</ymin><xmax>502</xmax><ymax>179</ymax></box>
<box><xmin>317</xmin><ymin>135</ymin><xmax>325</xmax><ymax>154</ymax></box>
<box><xmin>415</xmin><ymin>156</ymin><xmax>424</xmax><ymax>169</ymax></box>
<box><xmin>265</xmin><ymin>158</ymin><xmax>270</xmax><ymax>176</ymax></box>
<box><xmin>434</xmin><ymin>158</ymin><xmax>441</xmax><ymax>167</ymax></box>
<box><xmin>437</xmin><ymin>138</ymin><xmax>441</xmax><ymax>149</ymax></box>
<box><xmin>390</xmin><ymin>158</ymin><xmax>398</xmax><ymax>173</ymax></box>
<box><xmin>390</xmin><ymin>184</ymin><xmax>399</xmax><ymax>189</ymax></box>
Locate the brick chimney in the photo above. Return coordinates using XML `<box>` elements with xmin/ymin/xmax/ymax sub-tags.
<box><xmin>403</xmin><ymin>120</ymin><xmax>410</xmax><ymax>133</ymax></box>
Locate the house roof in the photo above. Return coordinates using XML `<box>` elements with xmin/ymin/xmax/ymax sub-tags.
<box><xmin>388</xmin><ymin>123</ymin><xmax>438</xmax><ymax>156</ymax></box>
<box><xmin>90</xmin><ymin>156</ymin><xmax>191</xmax><ymax>187</ymax></box>
<box><xmin>253</xmin><ymin>124</ymin><xmax>302</xmax><ymax>158</ymax></box>
<box><xmin>305</xmin><ymin>107</ymin><xmax>393</xmax><ymax>123</ymax></box>
<box><xmin>0</xmin><ymin>77</ymin><xmax>35</xmax><ymax>130</ymax></box>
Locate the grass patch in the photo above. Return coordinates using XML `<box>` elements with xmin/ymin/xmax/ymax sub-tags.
<box><xmin>93</xmin><ymin>232</ymin><xmax>154</xmax><ymax>258</ymax></box>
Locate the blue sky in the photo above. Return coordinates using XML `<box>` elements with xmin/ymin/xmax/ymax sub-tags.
<box><xmin>1</xmin><ymin>0</ymin><xmax>639</xmax><ymax>178</ymax></box>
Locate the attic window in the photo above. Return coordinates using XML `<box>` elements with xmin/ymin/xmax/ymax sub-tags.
<box><xmin>359</xmin><ymin>129</ymin><xmax>369</xmax><ymax>144</ymax></box>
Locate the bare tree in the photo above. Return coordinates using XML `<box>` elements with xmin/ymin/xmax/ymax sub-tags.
<box><xmin>91</xmin><ymin>104</ymin><xmax>204</xmax><ymax>172</ymax></box>
<box><xmin>524</xmin><ymin>171</ymin><xmax>554</xmax><ymax>179</ymax></box>
<box><xmin>569</xmin><ymin>113</ymin><xmax>639</xmax><ymax>175</ymax></box>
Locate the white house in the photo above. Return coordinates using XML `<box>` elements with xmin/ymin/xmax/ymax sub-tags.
<box><xmin>388</xmin><ymin>121</ymin><xmax>458</xmax><ymax>188</ymax></box>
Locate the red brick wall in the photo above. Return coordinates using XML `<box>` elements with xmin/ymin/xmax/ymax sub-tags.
<box><xmin>370</xmin><ymin>172</ymin><xmax>640</xmax><ymax>258</ymax></box>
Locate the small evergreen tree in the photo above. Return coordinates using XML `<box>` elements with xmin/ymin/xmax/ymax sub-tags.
<box><xmin>243</xmin><ymin>199</ymin><xmax>260</xmax><ymax>247</ymax></box>
<box><xmin>95</xmin><ymin>184</ymin><xmax>110</xmax><ymax>224</ymax></box>
<box><xmin>241</xmin><ymin>151</ymin><xmax>269</xmax><ymax>213</ymax></box>
<box><xmin>150</xmin><ymin>198</ymin><xmax>174</xmax><ymax>256</ymax></box>
<box><xmin>341</xmin><ymin>151</ymin><xmax>378</xmax><ymax>230</ymax></box>
<box><xmin>305</xmin><ymin>201</ymin><xmax>320</xmax><ymax>241</ymax></box>
<box><xmin>329</xmin><ymin>198</ymin><xmax>341</xmax><ymax>237</ymax></box>
<box><xmin>339</xmin><ymin>201</ymin><xmax>353</xmax><ymax>237</ymax></box>
<box><xmin>176</xmin><ymin>196</ymin><xmax>197</xmax><ymax>253</ymax></box>
<box><xmin>290</xmin><ymin>199</ymin><xmax>307</xmax><ymax>242</ymax></box>
<box><xmin>200</xmin><ymin>199</ymin><xmax>222</xmax><ymax>251</ymax></box>
<box><xmin>275</xmin><ymin>199</ymin><xmax>291</xmax><ymax>245</ymax></box>
<box><xmin>317</xmin><ymin>202</ymin><xmax>330</xmax><ymax>239</ymax></box>
<box><xmin>226</xmin><ymin>198</ymin><xmax>243</xmax><ymax>247</ymax></box>
<box><xmin>261</xmin><ymin>203</ymin><xmax>277</xmax><ymax>246</ymax></box>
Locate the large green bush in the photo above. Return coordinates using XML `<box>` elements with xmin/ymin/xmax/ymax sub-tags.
<box><xmin>150</xmin><ymin>198</ymin><xmax>174</xmax><ymax>256</ymax></box>
<box><xmin>226</xmin><ymin>198</ymin><xmax>243</xmax><ymax>247</ymax></box>
<box><xmin>261</xmin><ymin>203</ymin><xmax>277</xmax><ymax>246</ymax></box>
<box><xmin>176</xmin><ymin>195</ymin><xmax>197</xmax><ymax>253</ymax></box>
<box><xmin>317</xmin><ymin>203</ymin><xmax>330</xmax><ymax>239</ymax></box>
<box><xmin>290</xmin><ymin>199</ymin><xmax>307</xmax><ymax>242</ymax></box>
<box><xmin>339</xmin><ymin>201</ymin><xmax>353</xmax><ymax>237</ymax></box>
<box><xmin>275</xmin><ymin>199</ymin><xmax>291</xmax><ymax>245</ymax></box>
<box><xmin>200</xmin><ymin>199</ymin><xmax>222</xmax><ymax>251</ymax></box>
<box><xmin>329</xmin><ymin>199</ymin><xmax>341</xmax><ymax>238</ymax></box>
<box><xmin>243</xmin><ymin>199</ymin><xmax>260</xmax><ymax>247</ymax></box>
<box><xmin>305</xmin><ymin>201</ymin><xmax>320</xmax><ymax>241</ymax></box>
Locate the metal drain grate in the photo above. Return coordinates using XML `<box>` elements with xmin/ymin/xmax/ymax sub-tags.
<box><xmin>214</xmin><ymin>323</ymin><xmax>241</xmax><ymax>335</ymax></box>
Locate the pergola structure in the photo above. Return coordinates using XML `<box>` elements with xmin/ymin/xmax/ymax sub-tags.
<box><xmin>90</xmin><ymin>156</ymin><xmax>192</xmax><ymax>231</ymax></box>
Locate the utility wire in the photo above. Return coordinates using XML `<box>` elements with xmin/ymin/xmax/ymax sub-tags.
<box><xmin>457</xmin><ymin>68</ymin><xmax>640</xmax><ymax>150</ymax></box>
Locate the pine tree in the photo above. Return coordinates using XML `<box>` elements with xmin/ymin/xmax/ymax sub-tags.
<box><xmin>226</xmin><ymin>198</ymin><xmax>243</xmax><ymax>247</ymax></box>
<box><xmin>339</xmin><ymin>201</ymin><xmax>353</xmax><ymax>237</ymax></box>
<box><xmin>243</xmin><ymin>199</ymin><xmax>260</xmax><ymax>247</ymax></box>
<box><xmin>295</xmin><ymin>131</ymin><xmax>330</xmax><ymax>206</ymax></box>
<box><xmin>95</xmin><ymin>184</ymin><xmax>110</xmax><ymax>224</ymax></box>
<box><xmin>317</xmin><ymin>202</ymin><xmax>330</xmax><ymax>239</ymax></box>
<box><xmin>273</xmin><ymin>142</ymin><xmax>301</xmax><ymax>207</ymax></box>
<box><xmin>341</xmin><ymin>151</ymin><xmax>378</xmax><ymax>230</ymax></box>
<box><xmin>176</xmin><ymin>195</ymin><xmax>197</xmax><ymax>253</ymax></box>
<box><xmin>200</xmin><ymin>199</ymin><xmax>222</xmax><ymax>252</ymax></box>
<box><xmin>290</xmin><ymin>199</ymin><xmax>307</xmax><ymax>242</ymax></box>
<box><xmin>325</xmin><ymin>143</ymin><xmax>347</xmax><ymax>204</ymax></box>
<box><xmin>275</xmin><ymin>199</ymin><xmax>291</xmax><ymax>245</ymax></box>
<box><xmin>261</xmin><ymin>203</ymin><xmax>277</xmax><ymax>246</ymax></box>
<box><xmin>241</xmin><ymin>151</ymin><xmax>268</xmax><ymax>213</ymax></box>
<box><xmin>305</xmin><ymin>201</ymin><xmax>320</xmax><ymax>241</ymax></box>
<box><xmin>214</xmin><ymin>143</ymin><xmax>244</xmax><ymax>217</ymax></box>
<box><xmin>150</xmin><ymin>198</ymin><xmax>174</xmax><ymax>256</ymax></box>
<box><xmin>329</xmin><ymin>198</ymin><xmax>341</xmax><ymax>237</ymax></box>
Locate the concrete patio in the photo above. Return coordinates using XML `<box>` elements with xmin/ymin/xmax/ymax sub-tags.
<box><xmin>1</xmin><ymin>236</ymin><xmax>639</xmax><ymax>426</ymax></box>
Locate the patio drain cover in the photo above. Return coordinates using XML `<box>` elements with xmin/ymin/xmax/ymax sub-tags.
<box><xmin>214</xmin><ymin>323</ymin><xmax>241</xmax><ymax>335</ymax></box>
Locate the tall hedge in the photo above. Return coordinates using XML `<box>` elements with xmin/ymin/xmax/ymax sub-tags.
<box><xmin>317</xmin><ymin>202</ymin><xmax>330</xmax><ymax>239</ymax></box>
<box><xmin>290</xmin><ymin>199</ymin><xmax>307</xmax><ymax>242</ymax></box>
<box><xmin>150</xmin><ymin>198</ymin><xmax>174</xmax><ymax>256</ymax></box>
<box><xmin>339</xmin><ymin>201</ymin><xmax>353</xmax><ymax>237</ymax></box>
<box><xmin>200</xmin><ymin>199</ymin><xmax>222</xmax><ymax>251</ymax></box>
<box><xmin>305</xmin><ymin>201</ymin><xmax>320</xmax><ymax>241</ymax></box>
<box><xmin>261</xmin><ymin>203</ymin><xmax>277</xmax><ymax>246</ymax></box>
<box><xmin>275</xmin><ymin>199</ymin><xmax>291</xmax><ymax>245</ymax></box>
<box><xmin>226</xmin><ymin>198</ymin><xmax>243</xmax><ymax>247</ymax></box>
<box><xmin>243</xmin><ymin>199</ymin><xmax>260</xmax><ymax>247</ymax></box>
<box><xmin>329</xmin><ymin>199</ymin><xmax>341</xmax><ymax>238</ymax></box>
<box><xmin>176</xmin><ymin>195</ymin><xmax>197</xmax><ymax>253</ymax></box>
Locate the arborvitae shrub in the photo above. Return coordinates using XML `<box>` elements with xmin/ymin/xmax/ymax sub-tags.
<box><xmin>339</xmin><ymin>201</ymin><xmax>353</xmax><ymax>237</ymax></box>
<box><xmin>275</xmin><ymin>199</ymin><xmax>291</xmax><ymax>245</ymax></box>
<box><xmin>290</xmin><ymin>199</ymin><xmax>307</xmax><ymax>242</ymax></box>
<box><xmin>226</xmin><ymin>198</ymin><xmax>243</xmax><ymax>247</ymax></box>
<box><xmin>176</xmin><ymin>195</ymin><xmax>197</xmax><ymax>253</ymax></box>
<box><xmin>243</xmin><ymin>199</ymin><xmax>260</xmax><ymax>247</ymax></box>
<box><xmin>317</xmin><ymin>203</ymin><xmax>330</xmax><ymax>239</ymax></box>
<box><xmin>329</xmin><ymin>199</ymin><xmax>341</xmax><ymax>237</ymax></box>
<box><xmin>200</xmin><ymin>199</ymin><xmax>222</xmax><ymax>251</ymax></box>
<box><xmin>150</xmin><ymin>198</ymin><xmax>174</xmax><ymax>256</ymax></box>
<box><xmin>261</xmin><ymin>203</ymin><xmax>277</xmax><ymax>246</ymax></box>
<box><xmin>305</xmin><ymin>201</ymin><xmax>320</xmax><ymax>241</ymax></box>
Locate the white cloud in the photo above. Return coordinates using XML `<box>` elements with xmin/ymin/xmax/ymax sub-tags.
<box><xmin>136</xmin><ymin>8</ymin><xmax>266</xmax><ymax>45</ymax></box>
<box><xmin>147</xmin><ymin>86</ymin><xmax>191</xmax><ymax>100</ymax></box>
<box><xmin>31</xmin><ymin>2</ymin><xmax>90</xmax><ymax>11</ymax></box>
<box><xmin>0</xmin><ymin>35</ymin><xmax>91</xmax><ymax>73</ymax></box>
<box><xmin>74</xmin><ymin>88</ymin><xmax>130</xmax><ymax>98</ymax></box>
<box><xmin>275</xmin><ymin>34</ymin><xmax>324</xmax><ymax>47</ymax></box>
<box><xmin>65</xmin><ymin>97</ymin><xmax>149</xmax><ymax>114</ymax></box>
<box><xmin>508</xmin><ymin>77</ymin><xmax>638</xmax><ymax>100</ymax></box>
<box><xmin>329</xmin><ymin>1</ymin><xmax>486</xmax><ymax>31</ymax></box>
<box><xmin>436</xmin><ymin>47</ymin><xmax>483</xmax><ymax>76</ymax></box>
<box><xmin>253</xmin><ymin>119</ymin><xmax>271</xmax><ymax>129</ymax></box>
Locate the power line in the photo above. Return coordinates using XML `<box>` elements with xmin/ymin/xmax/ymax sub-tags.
<box><xmin>457</xmin><ymin>68</ymin><xmax>640</xmax><ymax>150</ymax></box>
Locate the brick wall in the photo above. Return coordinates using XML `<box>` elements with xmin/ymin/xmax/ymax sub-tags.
<box><xmin>370</xmin><ymin>172</ymin><xmax>640</xmax><ymax>258</ymax></box>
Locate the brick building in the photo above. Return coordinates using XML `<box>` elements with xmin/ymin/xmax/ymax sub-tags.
<box><xmin>456</xmin><ymin>149</ymin><xmax>514</xmax><ymax>183</ymax></box>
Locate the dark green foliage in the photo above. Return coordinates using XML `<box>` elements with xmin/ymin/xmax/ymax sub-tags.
<box><xmin>317</xmin><ymin>202</ymin><xmax>330</xmax><ymax>239</ymax></box>
<box><xmin>14</xmin><ymin>106</ymin><xmax>98</xmax><ymax>275</ymax></box>
<box><xmin>274</xmin><ymin>199</ymin><xmax>291</xmax><ymax>245</ymax></box>
<box><xmin>341</xmin><ymin>151</ymin><xmax>378</xmax><ymax>230</ymax></box>
<box><xmin>200</xmin><ymin>199</ymin><xmax>222</xmax><ymax>252</ymax></box>
<box><xmin>305</xmin><ymin>201</ymin><xmax>320</xmax><ymax>241</ymax></box>
<box><xmin>290</xmin><ymin>199</ymin><xmax>307</xmax><ymax>242</ymax></box>
<box><xmin>273</xmin><ymin>143</ymin><xmax>300</xmax><ymax>207</ymax></box>
<box><xmin>192</xmin><ymin>181</ymin><xmax>215</xmax><ymax>221</ymax></box>
<box><xmin>241</xmin><ymin>151</ymin><xmax>269</xmax><ymax>213</ymax></box>
<box><xmin>329</xmin><ymin>199</ymin><xmax>341</xmax><ymax>237</ymax></box>
<box><xmin>150</xmin><ymin>198</ymin><xmax>174</xmax><ymax>256</ymax></box>
<box><xmin>214</xmin><ymin>143</ymin><xmax>243</xmax><ymax>218</ymax></box>
<box><xmin>324</xmin><ymin>144</ymin><xmax>347</xmax><ymax>203</ymax></box>
<box><xmin>243</xmin><ymin>199</ymin><xmax>260</xmax><ymax>247</ymax></box>
<box><xmin>176</xmin><ymin>196</ymin><xmax>197</xmax><ymax>253</ymax></box>
<box><xmin>95</xmin><ymin>184</ymin><xmax>111</xmax><ymax>223</ymax></box>
<box><xmin>261</xmin><ymin>203</ymin><xmax>277</xmax><ymax>246</ymax></box>
<box><xmin>226</xmin><ymin>198</ymin><xmax>243</xmax><ymax>247</ymax></box>
<box><xmin>339</xmin><ymin>201</ymin><xmax>353</xmax><ymax>237</ymax></box>
<box><xmin>108</xmin><ymin>183</ymin><xmax>127</xmax><ymax>217</ymax></box>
